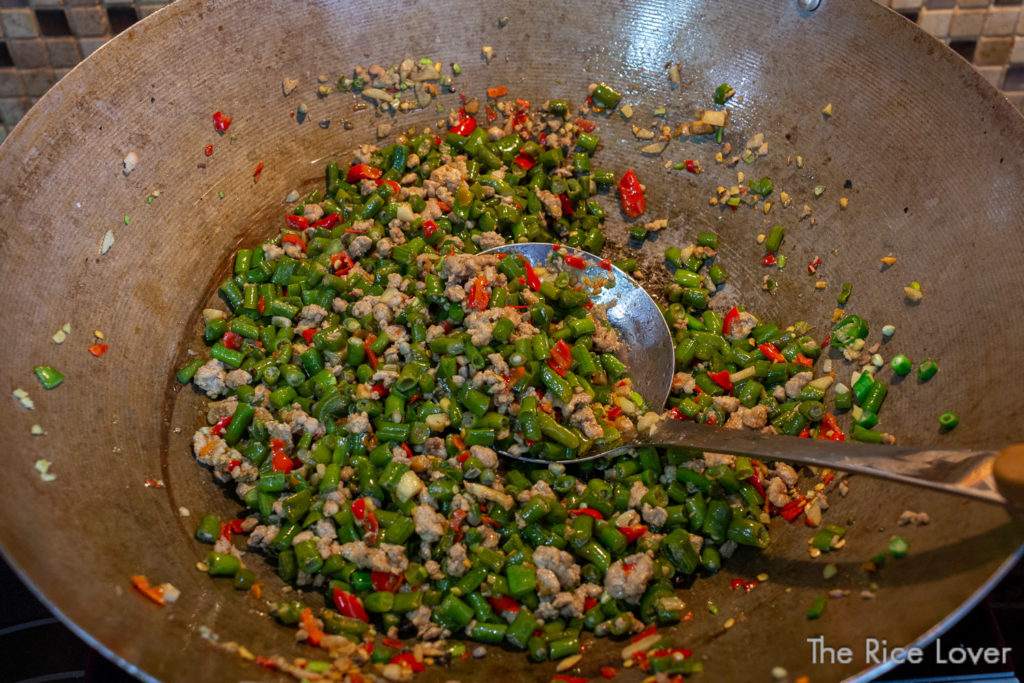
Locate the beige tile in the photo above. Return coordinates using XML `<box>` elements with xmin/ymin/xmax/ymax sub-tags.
<box><xmin>957</xmin><ymin>0</ymin><xmax>989</xmax><ymax>8</ymax></box>
<box><xmin>976</xmin><ymin>36</ymin><xmax>1014</xmax><ymax>63</ymax></box>
<box><xmin>67</xmin><ymin>6</ymin><xmax>107</xmax><ymax>36</ymax></box>
<box><xmin>1012</xmin><ymin>36</ymin><xmax>1024</xmax><ymax>64</ymax></box>
<box><xmin>44</xmin><ymin>36</ymin><xmax>78</xmax><ymax>66</ymax></box>
<box><xmin>1</xmin><ymin>8</ymin><xmax>39</xmax><ymax>38</ymax></box>
<box><xmin>20</xmin><ymin>66</ymin><xmax>55</xmax><ymax>96</ymax></box>
<box><xmin>983</xmin><ymin>7</ymin><xmax>1019</xmax><ymax>35</ymax></box>
<box><xmin>893</xmin><ymin>0</ymin><xmax>923</xmax><ymax>8</ymax></box>
<box><xmin>919</xmin><ymin>8</ymin><xmax>954</xmax><ymax>36</ymax></box>
<box><xmin>7</xmin><ymin>38</ymin><xmax>48</xmax><ymax>68</ymax></box>
<box><xmin>950</xmin><ymin>9</ymin><xmax>986</xmax><ymax>36</ymax></box>
<box><xmin>77</xmin><ymin>36</ymin><xmax>106</xmax><ymax>57</ymax></box>
<box><xmin>0</xmin><ymin>68</ymin><xmax>23</xmax><ymax>97</ymax></box>
<box><xmin>974</xmin><ymin>64</ymin><xmax>1006</xmax><ymax>88</ymax></box>
<box><xmin>0</xmin><ymin>96</ymin><xmax>30</xmax><ymax>127</ymax></box>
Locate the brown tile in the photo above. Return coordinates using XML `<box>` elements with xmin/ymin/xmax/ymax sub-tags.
<box><xmin>6</xmin><ymin>37</ymin><xmax>46</xmax><ymax>67</ymax></box>
<box><xmin>0</xmin><ymin>0</ymin><xmax>30</xmax><ymax>8</ymax></box>
<box><xmin>950</xmin><ymin>8</ymin><xmax>986</xmax><ymax>35</ymax></box>
<box><xmin>76</xmin><ymin>35</ymin><xmax>102</xmax><ymax>56</ymax></box>
<box><xmin>0</xmin><ymin>94</ymin><xmax>29</xmax><ymax>126</ymax></box>
<box><xmin>993</xmin><ymin>0</ymin><xmax>1021</xmax><ymax>5</ymax></box>
<box><xmin>0</xmin><ymin>40</ymin><xmax>11</xmax><ymax>66</ymax></box>
<box><xmin>926</xmin><ymin>0</ymin><xmax>956</xmax><ymax>7</ymax></box>
<box><xmin>1012</xmin><ymin>36</ymin><xmax>1024</xmax><ymax>64</ymax></box>
<box><xmin>919</xmin><ymin>8</ymin><xmax>954</xmax><ymax>35</ymax></box>
<box><xmin>0</xmin><ymin>66</ymin><xmax>22</xmax><ymax>95</ymax></box>
<box><xmin>0</xmin><ymin>125</ymin><xmax>7</xmax><ymax>143</ymax></box>
<box><xmin>64</xmin><ymin>0</ymin><xmax>99</xmax><ymax>6</ymax></box>
<box><xmin>44</xmin><ymin>35</ymin><xmax>76</xmax><ymax>65</ymax></box>
<box><xmin>20</xmin><ymin>65</ymin><xmax>53</xmax><ymax>95</ymax></box>
<box><xmin>983</xmin><ymin>7</ymin><xmax>1020</xmax><ymax>34</ymax></box>
<box><xmin>66</xmin><ymin>5</ymin><xmax>105</xmax><ymax>36</ymax></box>
<box><xmin>975</xmin><ymin>36</ymin><xmax>1014</xmax><ymax>64</ymax></box>
<box><xmin>957</xmin><ymin>0</ymin><xmax>989</xmax><ymax>7</ymax></box>
<box><xmin>1</xmin><ymin>7</ymin><xmax>38</xmax><ymax>36</ymax></box>
<box><xmin>975</xmin><ymin>64</ymin><xmax>1006</xmax><ymax>88</ymax></box>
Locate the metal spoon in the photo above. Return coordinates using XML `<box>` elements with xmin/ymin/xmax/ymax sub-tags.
<box><xmin>483</xmin><ymin>243</ymin><xmax>1024</xmax><ymax>506</ymax></box>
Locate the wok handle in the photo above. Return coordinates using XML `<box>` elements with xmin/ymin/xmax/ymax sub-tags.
<box><xmin>993</xmin><ymin>445</ymin><xmax>1024</xmax><ymax>509</ymax></box>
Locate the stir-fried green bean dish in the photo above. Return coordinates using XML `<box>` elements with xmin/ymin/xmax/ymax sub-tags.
<box><xmin>179</xmin><ymin>88</ymin><xmax>872</xmax><ymax>679</ymax></box>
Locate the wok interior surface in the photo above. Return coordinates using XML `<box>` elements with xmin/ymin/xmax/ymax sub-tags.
<box><xmin>1</xmin><ymin>0</ymin><xmax>1022</xmax><ymax>681</ymax></box>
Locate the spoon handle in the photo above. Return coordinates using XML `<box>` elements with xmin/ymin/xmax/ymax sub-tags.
<box><xmin>641</xmin><ymin>418</ymin><xmax>1021</xmax><ymax>505</ymax></box>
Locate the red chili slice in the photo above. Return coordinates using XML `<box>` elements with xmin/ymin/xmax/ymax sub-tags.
<box><xmin>618</xmin><ymin>169</ymin><xmax>646</xmax><ymax>218</ymax></box>
<box><xmin>346</xmin><ymin>163</ymin><xmax>383</xmax><ymax>182</ymax></box>
<box><xmin>722</xmin><ymin>306</ymin><xmax>740</xmax><ymax>336</ymax></box>
<box><xmin>313</xmin><ymin>213</ymin><xmax>340</xmax><ymax>229</ymax></box>
<box><xmin>285</xmin><ymin>214</ymin><xmax>309</xmax><ymax>230</ymax></box>
<box><xmin>212</xmin><ymin>111</ymin><xmax>232</xmax><ymax>132</ymax></box>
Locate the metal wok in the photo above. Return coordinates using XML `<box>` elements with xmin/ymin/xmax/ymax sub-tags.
<box><xmin>1</xmin><ymin>0</ymin><xmax>1022</xmax><ymax>680</ymax></box>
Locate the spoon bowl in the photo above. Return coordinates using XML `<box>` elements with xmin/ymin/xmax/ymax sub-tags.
<box><xmin>482</xmin><ymin>242</ymin><xmax>674</xmax><ymax>462</ymax></box>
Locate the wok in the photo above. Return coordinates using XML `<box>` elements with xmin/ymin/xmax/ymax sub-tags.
<box><xmin>1</xmin><ymin>0</ymin><xmax>1022</xmax><ymax>681</ymax></box>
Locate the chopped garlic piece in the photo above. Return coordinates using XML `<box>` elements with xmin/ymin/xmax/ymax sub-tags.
<box><xmin>35</xmin><ymin>459</ymin><xmax>55</xmax><ymax>482</ymax></box>
<box><xmin>100</xmin><ymin>230</ymin><xmax>115</xmax><ymax>255</ymax></box>
<box><xmin>13</xmin><ymin>388</ymin><xmax>35</xmax><ymax>410</ymax></box>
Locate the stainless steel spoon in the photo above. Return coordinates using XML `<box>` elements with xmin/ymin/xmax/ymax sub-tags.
<box><xmin>482</xmin><ymin>243</ymin><xmax>1024</xmax><ymax>506</ymax></box>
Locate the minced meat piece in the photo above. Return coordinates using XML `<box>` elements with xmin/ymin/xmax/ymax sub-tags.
<box><xmin>628</xmin><ymin>481</ymin><xmax>649</xmax><ymax>509</ymax></box>
<box><xmin>469</xmin><ymin>445</ymin><xmax>498</xmax><ymax>469</ymax></box>
<box><xmin>412</xmin><ymin>505</ymin><xmax>446</xmax><ymax>543</ymax></box>
<box><xmin>224</xmin><ymin>369</ymin><xmax>252</xmax><ymax>390</ymax></box>
<box><xmin>533</xmin><ymin>546</ymin><xmax>580</xmax><ymax>590</ymax></box>
<box><xmin>339</xmin><ymin>541</ymin><xmax>408</xmax><ymax>574</ymax></box>
<box><xmin>604</xmin><ymin>552</ymin><xmax>654</xmax><ymax>603</ymax></box>
<box><xmin>570</xmin><ymin>404</ymin><xmax>604</xmax><ymax>440</ymax></box>
<box><xmin>535</xmin><ymin>567</ymin><xmax>561</xmax><ymax>597</ymax></box>
<box><xmin>296</xmin><ymin>304</ymin><xmax>328</xmax><ymax>329</ymax></box>
<box><xmin>724</xmin><ymin>311</ymin><xmax>758</xmax><ymax>341</ymax></box>
<box><xmin>348</xmin><ymin>234</ymin><xmax>373</xmax><ymax>258</ymax></box>
<box><xmin>785</xmin><ymin>371</ymin><xmax>813</xmax><ymax>399</ymax></box>
<box><xmin>446</xmin><ymin>542</ymin><xmax>470</xmax><ymax>577</ymax></box>
<box><xmin>898</xmin><ymin>510</ymin><xmax>931</xmax><ymax>526</ymax></box>
<box><xmin>472</xmin><ymin>231</ymin><xmax>506</xmax><ymax>251</ymax></box>
<box><xmin>193</xmin><ymin>359</ymin><xmax>228</xmax><ymax>398</ymax></box>
<box><xmin>592</xmin><ymin>324</ymin><xmax>621</xmax><ymax>353</ymax></box>
<box><xmin>345</xmin><ymin>411</ymin><xmax>372</xmax><ymax>434</ymax></box>
<box><xmin>641</xmin><ymin>503</ymin><xmax>668</xmax><ymax>527</ymax></box>
<box><xmin>262</xmin><ymin>243</ymin><xmax>284</xmax><ymax>261</ymax></box>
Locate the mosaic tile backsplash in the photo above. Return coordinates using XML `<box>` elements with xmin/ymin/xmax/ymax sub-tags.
<box><xmin>1</xmin><ymin>0</ymin><xmax>1022</xmax><ymax>143</ymax></box>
